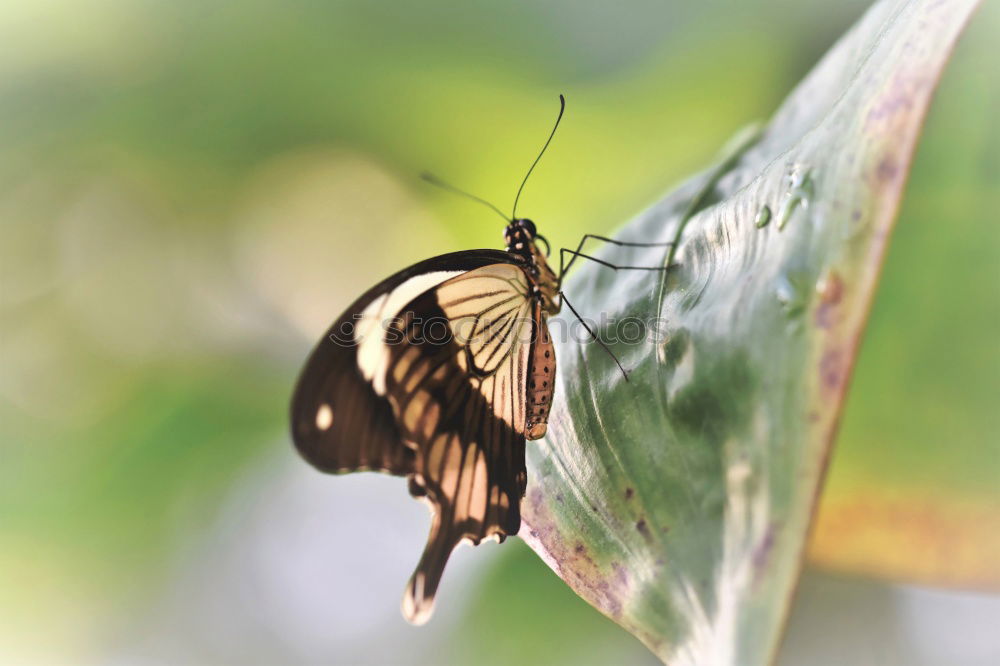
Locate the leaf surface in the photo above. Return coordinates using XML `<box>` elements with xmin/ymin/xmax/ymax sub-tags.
<box><xmin>520</xmin><ymin>1</ymin><xmax>983</xmax><ymax>663</ymax></box>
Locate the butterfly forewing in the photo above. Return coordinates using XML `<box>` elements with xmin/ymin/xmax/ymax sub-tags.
<box><xmin>290</xmin><ymin>250</ymin><xmax>522</xmax><ymax>476</ymax></box>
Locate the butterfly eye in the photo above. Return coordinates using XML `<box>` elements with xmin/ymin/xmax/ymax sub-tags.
<box><xmin>519</xmin><ymin>219</ymin><xmax>537</xmax><ymax>237</ymax></box>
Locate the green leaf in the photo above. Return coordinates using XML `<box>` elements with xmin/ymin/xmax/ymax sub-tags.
<box><xmin>809</xmin><ymin>1</ymin><xmax>1000</xmax><ymax>587</ymax></box>
<box><xmin>520</xmin><ymin>1</ymin><xmax>983</xmax><ymax>664</ymax></box>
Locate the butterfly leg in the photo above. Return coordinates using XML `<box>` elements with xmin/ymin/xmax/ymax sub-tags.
<box><xmin>558</xmin><ymin>290</ymin><xmax>629</xmax><ymax>381</ymax></box>
<box><xmin>558</xmin><ymin>234</ymin><xmax>674</xmax><ymax>284</ymax></box>
<box><xmin>559</xmin><ymin>247</ymin><xmax>673</xmax><ymax>276</ymax></box>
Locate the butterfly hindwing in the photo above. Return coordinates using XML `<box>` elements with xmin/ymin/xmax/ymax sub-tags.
<box><xmin>383</xmin><ymin>263</ymin><xmax>536</xmax><ymax>623</ymax></box>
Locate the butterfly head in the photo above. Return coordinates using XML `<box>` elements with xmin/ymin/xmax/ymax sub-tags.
<box><xmin>505</xmin><ymin>218</ymin><xmax>558</xmax><ymax>312</ymax></box>
<box><xmin>504</xmin><ymin>218</ymin><xmax>549</xmax><ymax>256</ymax></box>
<box><xmin>514</xmin><ymin>218</ymin><xmax>537</xmax><ymax>236</ymax></box>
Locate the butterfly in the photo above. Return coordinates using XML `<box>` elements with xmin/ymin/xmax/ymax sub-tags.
<box><xmin>289</xmin><ymin>95</ymin><xmax>671</xmax><ymax>624</ymax></box>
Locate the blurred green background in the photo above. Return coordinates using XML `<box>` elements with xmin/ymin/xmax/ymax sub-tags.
<box><xmin>2</xmin><ymin>1</ymin><xmax>997</xmax><ymax>664</ymax></box>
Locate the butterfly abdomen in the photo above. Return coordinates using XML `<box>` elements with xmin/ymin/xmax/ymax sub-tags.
<box><xmin>526</xmin><ymin>305</ymin><xmax>555</xmax><ymax>440</ymax></box>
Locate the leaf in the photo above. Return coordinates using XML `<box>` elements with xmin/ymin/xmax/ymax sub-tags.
<box><xmin>519</xmin><ymin>1</ymin><xmax>983</xmax><ymax>664</ymax></box>
<box><xmin>807</xmin><ymin>2</ymin><xmax>1000</xmax><ymax>588</ymax></box>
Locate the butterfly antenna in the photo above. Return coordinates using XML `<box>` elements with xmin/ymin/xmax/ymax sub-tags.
<box><xmin>511</xmin><ymin>94</ymin><xmax>566</xmax><ymax>220</ymax></box>
<box><xmin>420</xmin><ymin>172</ymin><xmax>509</xmax><ymax>223</ymax></box>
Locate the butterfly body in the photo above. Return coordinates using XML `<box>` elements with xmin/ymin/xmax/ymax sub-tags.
<box><xmin>503</xmin><ymin>218</ymin><xmax>559</xmax><ymax>439</ymax></box>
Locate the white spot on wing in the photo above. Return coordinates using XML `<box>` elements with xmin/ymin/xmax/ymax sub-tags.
<box><xmin>315</xmin><ymin>404</ymin><xmax>333</xmax><ymax>430</ymax></box>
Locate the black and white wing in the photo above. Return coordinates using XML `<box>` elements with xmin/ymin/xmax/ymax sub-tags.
<box><xmin>290</xmin><ymin>250</ymin><xmax>519</xmax><ymax>474</ymax></box>
<box><xmin>289</xmin><ymin>251</ymin><xmax>537</xmax><ymax>624</ymax></box>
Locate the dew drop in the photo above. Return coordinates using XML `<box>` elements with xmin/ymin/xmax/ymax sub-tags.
<box><xmin>754</xmin><ymin>205</ymin><xmax>772</xmax><ymax>228</ymax></box>
<box><xmin>775</xmin><ymin>272</ymin><xmax>810</xmax><ymax>319</ymax></box>
<box><xmin>777</xmin><ymin>165</ymin><xmax>814</xmax><ymax>230</ymax></box>
<box><xmin>775</xmin><ymin>275</ymin><xmax>797</xmax><ymax>309</ymax></box>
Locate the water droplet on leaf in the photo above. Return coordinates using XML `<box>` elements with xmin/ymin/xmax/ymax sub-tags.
<box><xmin>755</xmin><ymin>205</ymin><xmax>772</xmax><ymax>228</ymax></box>
<box><xmin>775</xmin><ymin>272</ymin><xmax>810</xmax><ymax>319</ymax></box>
<box><xmin>777</xmin><ymin>165</ymin><xmax>814</xmax><ymax>230</ymax></box>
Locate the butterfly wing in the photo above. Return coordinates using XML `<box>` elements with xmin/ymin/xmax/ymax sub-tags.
<box><xmin>385</xmin><ymin>264</ymin><xmax>536</xmax><ymax>623</ymax></box>
<box><xmin>290</xmin><ymin>250</ymin><xmax>524</xmax><ymax>476</ymax></box>
<box><xmin>290</xmin><ymin>252</ymin><xmax>539</xmax><ymax>625</ymax></box>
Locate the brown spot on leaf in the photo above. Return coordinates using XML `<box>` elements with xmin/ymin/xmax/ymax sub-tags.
<box><xmin>820</xmin><ymin>349</ymin><xmax>843</xmax><ymax>392</ymax></box>
<box><xmin>636</xmin><ymin>519</ymin><xmax>652</xmax><ymax>542</ymax></box>
<box><xmin>866</xmin><ymin>92</ymin><xmax>913</xmax><ymax>128</ymax></box>
<box><xmin>814</xmin><ymin>271</ymin><xmax>844</xmax><ymax>329</ymax></box>
<box><xmin>529</xmin><ymin>486</ymin><xmax>544</xmax><ymax>509</ymax></box>
<box><xmin>611</xmin><ymin>561</ymin><xmax>630</xmax><ymax>590</ymax></box>
<box><xmin>753</xmin><ymin>524</ymin><xmax>777</xmax><ymax>576</ymax></box>
<box><xmin>877</xmin><ymin>157</ymin><xmax>900</xmax><ymax>182</ymax></box>
<box><xmin>625</xmin><ymin>487</ymin><xmax>634</xmax><ymax>500</ymax></box>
